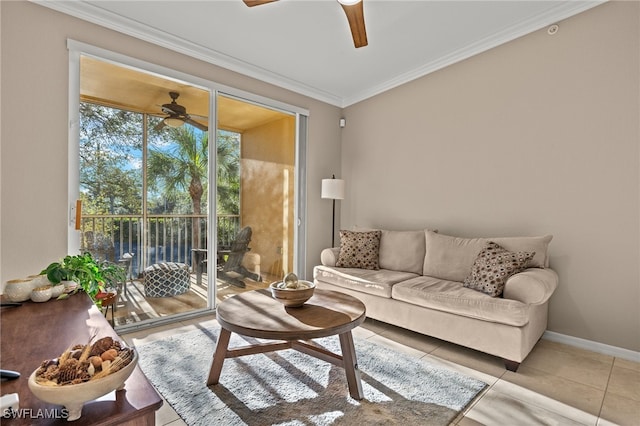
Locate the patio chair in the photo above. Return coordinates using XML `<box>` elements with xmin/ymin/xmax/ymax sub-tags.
<box><xmin>116</xmin><ymin>253</ymin><xmax>134</xmax><ymax>299</ymax></box>
<box><xmin>217</xmin><ymin>226</ymin><xmax>262</xmax><ymax>288</ymax></box>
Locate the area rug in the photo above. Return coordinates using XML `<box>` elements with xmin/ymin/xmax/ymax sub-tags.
<box><xmin>136</xmin><ymin>326</ymin><xmax>487</xmax><ymax>425</ymax></box>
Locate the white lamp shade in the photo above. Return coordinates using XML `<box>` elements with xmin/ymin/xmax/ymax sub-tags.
<box><xmin>321</xmin><ymin>179</ymin><xmax>345</xmax><ymax>200</ymax></box>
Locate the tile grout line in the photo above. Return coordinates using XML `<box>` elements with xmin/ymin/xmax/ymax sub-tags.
<box><xmin>595</xmin><ymin>356</ymin><xmax>616</xmax><ymax>422</ymax></box>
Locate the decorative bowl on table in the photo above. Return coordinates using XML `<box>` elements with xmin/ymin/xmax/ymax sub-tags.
<box><xmin>30</xmin><ymin>285</ymin><xmax>53</xmax><ymax>303</ymax></box>
<box><xmin>28</xmin><ymin>337</ymin><xmax>138</xmax><ymax>421</ymax></box>
<box><xmin>28</xmin><ymin>275</ymin><xmax>66</xmax><ymax>298</ymax></box>
<box><xmin>4</xmin><ymin>278</ymin><xmax>36</xmax><ymax>302</ymax></box>
<box><xmin>269</xmin><ymin>278</ymin><xmax>316</xmax><ymax>308</ymax></box>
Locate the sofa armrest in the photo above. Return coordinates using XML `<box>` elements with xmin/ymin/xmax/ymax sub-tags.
<box><xmin>503</xmin><ymin>268</ymin><xmax>559</xmax><ymax>305</ymax></box>
<box><xmin>320</xmin><ymin>247</ymin><xmax>341</xmax><ymax>266</ymax></box>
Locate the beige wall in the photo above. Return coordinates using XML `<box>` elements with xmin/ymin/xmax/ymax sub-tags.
<box><xmin>0</xmin><ymin>0</ymin><xmax>342</xmax><ymax>286</ymax></box>
<box><xmin>241</xmin><ymin>116</ymin><xmax>296</xmax><ymax>279</ymax></box>
<box><xmin>341</xmin><ymin>1</ymin><xmax>639</xmax><ymax>351</ymax></box>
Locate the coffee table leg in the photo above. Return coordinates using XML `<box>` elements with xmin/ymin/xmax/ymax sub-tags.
<box><xmin>339</xmin><ymin>331</ymin><xmax>364</xmax><ymax>400</ymax></box>
<box><xmin>207</xmin><ymin>328</ymin><xmax>231</xmax><ymax>386</ymax></box>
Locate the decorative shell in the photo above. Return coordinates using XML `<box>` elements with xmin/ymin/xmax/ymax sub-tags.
<box><xmin>100</xmin><ymin>349</ymin><xmax>118</xmax><ymax>361</ymax></box>
<box><xmin>89</xmin><ymin>356</ymin><xmax>103</xmax><ymax>368</ymax></box>
<box><xmin>89</xmin><ymin>337</ymin><xmax>114</xmax><ymax>357</ymax></box>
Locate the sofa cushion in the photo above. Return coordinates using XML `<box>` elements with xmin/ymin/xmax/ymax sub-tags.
<box><xmin>489</xmin><ymin>235</ymin><xmax>552</xmax><ymax>268</ymax></box>
<box><xmin>336</xmin><ymin>230</ymin><xmax>381</xmax><ymax>270</ymax></box>
<box><xmin>391</xmin><ymin>275</ymin><xmax>530</xmax><ymax>326</ymax></box>
<box><xmin>378</xmin><ymin>230</ymin><xmax>426</xmax><ymax>275</ymax></box>
<box><xmin>463</xmin><ymin>242</ymin><xmax>535</xmax><ymax>297</ymax></box>
<box><xmin>423</xmin><ymin>231</ymin><xmax>552</xmax><ymax>282</ymax></box>
<box><xmin>423</xmin><ymin>231</ymin><xmax>487</xmax><ymax>282</ymax></box>
<box><xmin>314</xmin><ymin>265</ymin><xmax>419</xmax><ymax>298</ymax></box>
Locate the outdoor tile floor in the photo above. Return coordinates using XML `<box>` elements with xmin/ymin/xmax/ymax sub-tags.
<box><xmin>121</xmin><ymin>316</ymin><xmax>640</xmax><ymax>426</ymax></box>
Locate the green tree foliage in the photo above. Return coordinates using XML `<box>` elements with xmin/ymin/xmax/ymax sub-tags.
<box><xmin>147</xmin><ymin>126</ymin><xmax>209</xmax><ymax>215</ymax></box>
<box><xmin>146</xmin><ymin>127</ymin><xmax>241</xmax><ymax>216</ymax></box>
<box><xmin>79</xmin><ymin>102</ymin><xmax>142</xmax><ymax>215</ymax></box>
<box><xmin>216</xmin><ymin>131</ymin><xmax>240</xmax><ymax>215</ymax></box>
<box><xmin>80</xmin><ymin>102</ymin><xmax>241</xmax><ymax>251</ymax></box>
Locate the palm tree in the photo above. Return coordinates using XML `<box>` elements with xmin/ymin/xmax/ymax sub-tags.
<box><xmin>148</xmin><ymin>126</ymin><xmax>208</xmax><ymax>249</ymax></box>
<box><xmin>147</xmin><ymin>126</ymin><xmax>240</xmax><ymax>250</ymax></box>
<box><xmin>216</xmin><ymin>132</ymin><xmax>240</xmax><ymax>215</ymax></box>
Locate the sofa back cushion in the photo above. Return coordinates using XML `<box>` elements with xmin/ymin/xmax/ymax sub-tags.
<box><xmin>423</xmin><ymin>231</ymin><xmax>486</xmax><ymax>281</ymax></box>
<box><xmin>423</xmin><ymin>231</ymin><xmax>553</xmax><ymax>282</ymax></box>
<box><xmin>488</xmin><ymin>235</ymin><xmax>552</xmax><ymax>268</ymax></box>
<box><xmin>378</xmin><ymin>230</ymin><xmax>426</xmax><ymax>275</ymax></box>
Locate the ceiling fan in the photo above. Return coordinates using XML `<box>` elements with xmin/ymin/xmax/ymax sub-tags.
<box><xmin>155</xmin><ymin>91</ymin><xmax>208</xmax><ymax>132</ymax></box>
<box><xmin>243</xmin><ymin>0</ymin><xmax>368</xmax><ymax>48</ymax></box>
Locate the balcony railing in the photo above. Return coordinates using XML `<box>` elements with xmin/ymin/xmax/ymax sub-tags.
<box><xmin>80</xmin><ymin>214</ymin><xmax>240</xmax><ymax>277</ymax></box>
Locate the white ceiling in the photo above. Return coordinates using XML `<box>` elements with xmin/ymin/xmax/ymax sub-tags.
<box><xmin>36</xmin><ymin>0</ymin><xmax>603</xmax><ymax>107</ymax></box>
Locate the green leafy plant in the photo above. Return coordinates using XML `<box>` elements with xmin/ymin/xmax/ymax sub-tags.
<box><xmin>41</xmin><ymin>252</ymin><xmax>125</xmax><ymax>305</ymax></box>
<box><xmin>96</xmin><ymin>260</ymin><xmax>127</xmax><ymax>293</ymax></box>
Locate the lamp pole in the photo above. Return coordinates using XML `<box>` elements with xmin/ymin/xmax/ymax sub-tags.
<box><xmin>331</xmin><ymin>197</ymin><xmax>337</xmax><ymax>248</ymax></box>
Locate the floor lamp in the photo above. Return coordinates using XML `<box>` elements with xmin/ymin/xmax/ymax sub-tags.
<box><xmin>321</xmin><ymin>175</ymin><xmax>345</xmax><ymax>247</ymax></box>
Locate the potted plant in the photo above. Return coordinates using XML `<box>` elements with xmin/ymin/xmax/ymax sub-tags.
<box><xmin>41</xmin><ymin>253</ymin><xmax>126</xmax><ymax>306</ymax></box>
<box><xmin>41</xmin><ymin>257</ymin><xmax>76</xmax><ymax>288</ymax></box>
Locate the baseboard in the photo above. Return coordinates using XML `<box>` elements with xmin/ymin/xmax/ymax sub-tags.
<box><xmin>543</xmin><ymin>331</ymin><xmax>640</xmax><ymax>362</ymax></box>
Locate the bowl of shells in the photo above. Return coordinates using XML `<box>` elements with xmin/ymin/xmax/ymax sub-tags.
<box><xmin>28</xmin><ymin>336</ymin><xmax>137</xmax><ymax>421</ymax></box>
<box><xmin>269</xmin><ymin>273</ymin><xmax>316</xmax><ymax>307</ymax></box>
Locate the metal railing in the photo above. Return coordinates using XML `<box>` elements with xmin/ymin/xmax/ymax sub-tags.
<box><xmin>80</xmin><ymin>214</ymin><xmax>240</xmax><ymax>277</ymax></box>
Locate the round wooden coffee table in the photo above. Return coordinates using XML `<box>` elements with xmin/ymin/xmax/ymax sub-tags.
<box><xmin>207</xmin><ymin>288</ymin><xmax>367</xmax><ymax>399</ymax></box>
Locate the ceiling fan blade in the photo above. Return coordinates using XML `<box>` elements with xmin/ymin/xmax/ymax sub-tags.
<box><xmin>185</xmin><ymin>117</ymin><xmax>209</xmax><ymax>132</ymax></box>
<box><xmin>243</xmin><ymin>0</ymin><xmax>278</xmax><ymax>7</ymax></box>
<box><xmin>340</xmin><ymin>1</ymin><xmax>368</xmax><ymax>48</ymax></box>
<box><xmin>188</xmin><ymin>113</ymin><xmax>209</xmax><ymax>120</ymax></box>
<box><xmin>154</xmin><ymin>120</ymin><xmax>166</xmax><ymax>132</ymax></box>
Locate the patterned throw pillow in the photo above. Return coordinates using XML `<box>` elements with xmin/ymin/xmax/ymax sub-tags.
<box><xmin>463</xmin><ymin>241</ymin><xmax>535</xmax><ymax>297</ymax></box>
<box><xmin>336</xmin><ymin>230</ymin><xmax>382</xmax><ymax>270</ymax></box>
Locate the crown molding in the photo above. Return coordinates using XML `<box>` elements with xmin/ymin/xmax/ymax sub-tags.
<box><xmin>32</xmin><ymin>0</ymin><xmax>604</xmax><ymax>109</ymax></box>
<box><xmin>342</xmin><ymin>1</ymin><xmax>606</xmax><ymax>107</ymax></box>
<box><xmin>31</xmin><ymin>0</ymin><xmax>344</xmax><ymax>107</ymax></box>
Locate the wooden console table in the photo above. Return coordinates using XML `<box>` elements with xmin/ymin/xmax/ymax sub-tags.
<box><xmin>0</xmin><ymin>293</ymin><xmax>162</xmax><ymax>425</ymax></box>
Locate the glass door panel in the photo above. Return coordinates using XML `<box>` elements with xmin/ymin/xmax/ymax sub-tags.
<box><xmin>78</xmin><ymin>54</ymin><xmax>212</xmax><ymax>328</ymax></box>
<box><xmin>215</xmin><ymin>94</ymin><xmax>296</xmax><ymax>298</ymax></box>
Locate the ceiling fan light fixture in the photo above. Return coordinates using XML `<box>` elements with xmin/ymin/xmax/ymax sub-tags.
<box><xmin>337</xmin><ymin>0</ymin><xmax>361</xmax><ymax>5</ymax></box>
<box><xmin>163</xmin><ymin>116</ymin><xmax>184</xmax><ymax>128</ymax></box>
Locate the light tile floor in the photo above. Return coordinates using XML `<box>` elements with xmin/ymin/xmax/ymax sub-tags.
<box><xmin>121</xmin><ymin>316</ymin><xmax>640</xmax><ymax>426</ymax></box>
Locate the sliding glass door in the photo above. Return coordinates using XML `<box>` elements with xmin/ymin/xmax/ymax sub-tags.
<box><xmin>69</xmin><ymin>42</ymin><xmax>308</xmax><ymax>330</ymax></box>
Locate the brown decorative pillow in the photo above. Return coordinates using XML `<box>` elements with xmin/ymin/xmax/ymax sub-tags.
<box><xmin>336</xmin><ymin>230</ymin><xmax>382</xmax><ymax>270</ymax></box>
<box><xmin>463</xmin><ymin>241</ymin><xmax>535</xmax><ymax>297</ymax></box>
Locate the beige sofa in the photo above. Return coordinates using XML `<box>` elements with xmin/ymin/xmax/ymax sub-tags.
<box><xmin>313</xmin><ymin>229</ymin><xmax>558</xmax><ymax>371</ymax></box>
